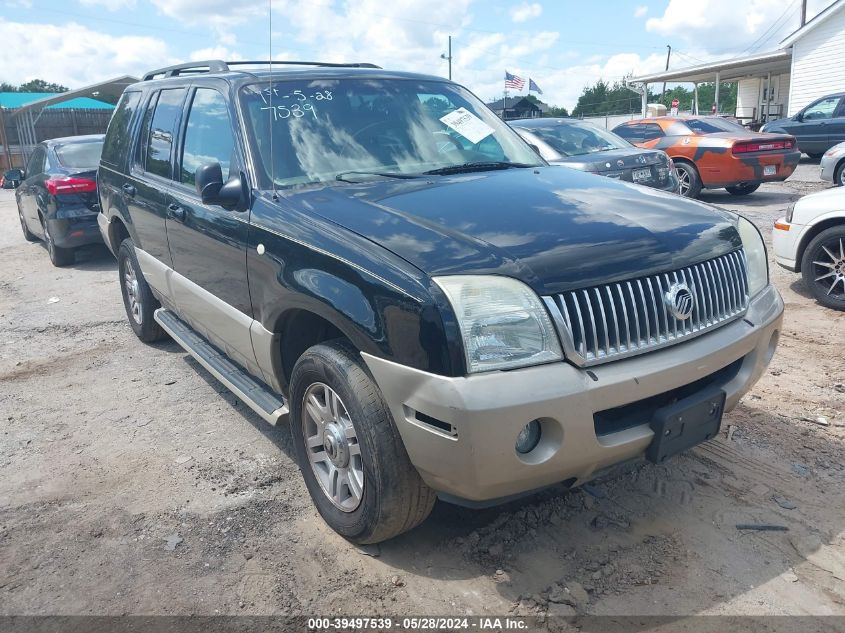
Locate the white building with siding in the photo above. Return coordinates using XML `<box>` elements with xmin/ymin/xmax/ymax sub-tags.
<box><xmin>627</xmin><ymin>0</ymin><xmax>845</xmax><ymax>125</ymax></box>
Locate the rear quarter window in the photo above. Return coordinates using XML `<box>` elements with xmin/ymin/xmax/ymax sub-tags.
<box><xmin>101</xmin><ymin>91</ymin><xmax>142</xmax><ymax>168</ymax></box>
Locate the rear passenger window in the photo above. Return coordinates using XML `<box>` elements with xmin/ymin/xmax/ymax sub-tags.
<box><xmin>101</xmin><ymin>91</ymin><xmax>142</xmax><ymax>167</ymax></box>
<box><xmin>180</xmin><ymin>88</ymin><xmax>236</xmax><ymax>186</ymax></box>
<box><xmin>640</xmin><ymin>124</ymin><xmax>664</xmax><ymax>141</ymax></box>
<box><xmin>144</xmin><ymin>88</ymin><xmax>186</xmax><ymax>179</ymax></box>
<box><xmin>614</xmin><ymin>125</ymin><xmax>642</xmax><ymax>143</ymax></box>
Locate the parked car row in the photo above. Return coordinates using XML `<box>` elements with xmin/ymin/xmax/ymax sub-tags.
<box><xmin>3</xmin><ymin>60</ymin><xmax>837</xmax><ymax>543</ymax></box>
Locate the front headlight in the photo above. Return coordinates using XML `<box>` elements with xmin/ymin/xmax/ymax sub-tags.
<box><xmin>737</xmin><ymin>216</ymin><xmax>768</xmax><ymax>297</ymax></box>
<box><xmin>434</xmin><ymin>275</ymin><xmax>563</xmax><ymax>373</ymax></box>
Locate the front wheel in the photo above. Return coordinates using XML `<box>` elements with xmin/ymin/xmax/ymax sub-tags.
<box><xmin>835</xmin><ymin>161</ymin><xmax>845</xmax><ymax>187</ymax></box>
<box><xmin>290</xmin><ymin>340</ymin><xmax>435</xmax><ymax>544</ymax></box>
<box><xmin>801</xmin><ymin>226</ymin><xmax>845</xmax><ymax>311</ymax></box>
<box><xmin>726</xmin><ymin>183</ymin><xmax>761</xmax><ymax>196</ymax></box>
<box><xmin>117</xmin><ymin>238</ymin><xmax>167</xmax><ymax>342</ymax></box>
<box><xmin>18</xmin><ymin>206</ymin><xmax>38</xmax><ymax>242</ymax></box>
<box><xmin>674</xmin><ymin>162</ymin><xmax>702</xmax><ymax>198</ymax></box>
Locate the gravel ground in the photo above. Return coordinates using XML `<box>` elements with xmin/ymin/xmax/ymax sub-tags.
<box><xmin>1</xmin><ymin>160</ymin><xmax>843</xmax><ymax>620</ymax></box>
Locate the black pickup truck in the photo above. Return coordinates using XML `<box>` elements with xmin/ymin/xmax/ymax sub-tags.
<box><xmin>98</xmin><ymin>60</ymin><xmax>783</xmax><ymax>543</ymax></box>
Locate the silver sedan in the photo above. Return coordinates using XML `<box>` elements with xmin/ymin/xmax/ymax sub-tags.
<box><xmin>820</xmin><ymin>142</ymin><xmax>845</xmax><ymax>186</ymax></box>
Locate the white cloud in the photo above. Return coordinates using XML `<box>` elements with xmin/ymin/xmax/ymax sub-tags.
<box><xmin>510</xmin><ymin>2</ymin><xmax>543</xmax><ymax>23</ymax></box>
<box><xmin>0</xmin><ymin>21</ymin><xmax>173</xmax><ymax>87</ymax></box>
<box><xmin>634</xmin><ymin>5</ymin><xmax>648</xmax><ymax>18</ymax></box>
<box><xmin>78</xmin><ymin>0</ymin><xmax>136</xmax><ymax>10</ymax></box>
<box><xmin>645</xmin><ymin>0</ymin><xmax>830</xmax><ymax>55</ymax></box>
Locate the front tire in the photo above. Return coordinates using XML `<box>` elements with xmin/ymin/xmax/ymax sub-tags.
<box><xmin>18</xmin><ymin>206</ymin><xmax>38</xmax><ymax>242</ymax></box>
<box><xmin>801</xmin><ymin>226</ymin><xmax>845</xmax><ymax>311</ymax></box>
<box><xmin>674</xmin><ymin>161</ymin><xmax>702</xmax><ymax>198</ymax></box>
<box><xmin>726</xmin><ymin>183</ymin><xmax>761</xmax><ymax>196</ymax></box>
<box><xmin>290</xmin><ymin>340</ymin><xmax>435</xmax><ymax>544</ymax></box>
<box><xmin>835</xmin><ymin>161</ymin><xmax>845</xmax><ymax>187</ymax></box>
<box><xmin>117</xmin><ymin>238</ymin><xmax>166</xmax><ymax>342</ymax></box>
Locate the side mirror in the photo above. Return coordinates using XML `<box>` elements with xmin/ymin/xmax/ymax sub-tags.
<box><xmin>793</xmin><ymin>113</ymin><xmax>803</xmax><ymax>122</ymax></box>
<box><xmin>527</xmin><ymin>143</ymin><xmax>542</xmax><ymax>156</ymax></box>
<box><xmin>4</xmin><ymin>168</ymin><xmax>23</xmax><ymax>186</ymax></box>
<box><xmin>195</xmin><ymin>162</ymin><xmax>244</xmax><ymax>209</ymax></box>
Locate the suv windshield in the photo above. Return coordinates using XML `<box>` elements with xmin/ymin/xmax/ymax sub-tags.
<box><xmin>55</xmin><ymin>141</ymin><xmax>104</xmax><ymax>168</ymax></box>
<box><xmin>239</xmin><ymin>78</ymin><xmax>543</xmax><ymax>188</ymax></box>
<box><xmin>521</xmin><ymin>122</ymin><xmax>629</xmax><ymax>157</ymax></box>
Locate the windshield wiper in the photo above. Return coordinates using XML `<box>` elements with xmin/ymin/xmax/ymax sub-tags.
<box><xmin>422</xmin><ymin>161</ymin><xmax>536</xmax><ymax>176</ymax></box>
<box><xmin>335</xmin><ymin>170</ymin><xmax>420</xmax><ymax>182</ymax></box>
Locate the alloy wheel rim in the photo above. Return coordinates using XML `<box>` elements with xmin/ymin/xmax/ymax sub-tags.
<box><xmin>678</xmin><ymin>169</ymin><xmax>691</xmax><ymax>196</ymax></box>
<box><xmin>812</xmin><ymin>237</ymin><xmax>845</xmax><ymax>300</ymax></box>
<box><xmin>301</xmin><ymin>382</ymin><xmax>364</xmax><ymax>512</ymax></box>
<box><xmin>123</xmin><ymin>258</ymin><xmax>143</xmax><ymax>325</ymax></box>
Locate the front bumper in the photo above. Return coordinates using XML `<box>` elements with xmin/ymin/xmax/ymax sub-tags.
<box><xmin>45</xmin><ymin>214</ymin><xmax>102</xmax><ymax>249</ymax></box>
<box><xmin>820</xmin><ymin>152</ymin><xmax>841</xmax><ymax>183</ymax></box>
<box><xmin>772</xmin><ymin>218</ymin><xmax>803</xmax><ymax>271</ymax></box>
<box><xmin>363</xmin><ymin>284</ymin><xmax>783</xmax><ymax>502</ymax></box>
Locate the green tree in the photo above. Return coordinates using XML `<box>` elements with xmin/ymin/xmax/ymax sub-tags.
<box><xmin>571</xmin><ymin>79</ymin><xmax>643</xmax><ymax>118</ymax></box>
<box><xmin>0</xmin><ymin>79</ymin><xmax>69</xmax><ymax>93</ymax></box>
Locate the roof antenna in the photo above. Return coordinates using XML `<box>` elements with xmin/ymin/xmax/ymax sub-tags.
<box><xmin>269</xmin><ymin>0</ymin><xmax>279</xmax><ymax>201</ymax></box>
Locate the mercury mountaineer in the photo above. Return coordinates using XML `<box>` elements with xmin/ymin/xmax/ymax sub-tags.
<box><xmin>97</xmin><ymin>60</ymin><xmax>783</xmax><ymax>543</ymax></box>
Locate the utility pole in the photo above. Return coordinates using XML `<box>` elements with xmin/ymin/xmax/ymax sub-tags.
<box><xmin>661</xmin><ymin>45</ymin><xmax>671</xmax><ymax>100</ymax></box>
<box><xmin>800</xmin><ymin>0</ymin><xmax>807</xmax><ymax>27</ymax></box>
<box><xmin>440</xmin><ymin>36</ymin><xmax>452</xmax><ymax>80</ymax></box>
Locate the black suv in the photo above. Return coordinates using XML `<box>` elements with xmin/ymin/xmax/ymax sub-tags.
<box><xmin>98</xmin><ymin>60</ymin><xmax>783</xmax><ymax>543</ymax></box>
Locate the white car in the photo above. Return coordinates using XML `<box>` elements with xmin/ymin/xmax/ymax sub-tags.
<box><xmin>820</xmin><ymin>142</ymin><xmax>845</xmax><ymax>186</ymax></box>
<box><xmin>773</xmin><ymin>186</ymin><xmax>845</xmax><ymax>310</ymax></box>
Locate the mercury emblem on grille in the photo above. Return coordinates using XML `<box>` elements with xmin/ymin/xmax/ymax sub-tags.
<box><xmin>664</xmin><ymin>282</ymin><xmax>695</xmax><ymax>320</ymax></box>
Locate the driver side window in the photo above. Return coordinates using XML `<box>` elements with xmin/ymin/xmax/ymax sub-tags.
<box><xmin>804</xmin><ymin>97</ymin><xmax>840</xmax><ymax>121</ymax></box>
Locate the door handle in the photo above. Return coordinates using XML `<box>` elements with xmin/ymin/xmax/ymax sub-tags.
<box><xmin>167</xmin><ymin>203</ymin><xmax>185</xmax><ymax>221</ymax></box>
<box><xmin>122</xmin><ymin>183</ymin><xmax>136</xmax><ymax>197</ymax></box>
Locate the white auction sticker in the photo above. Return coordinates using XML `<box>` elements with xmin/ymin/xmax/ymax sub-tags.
<box><xmin>439</xmin><ymin>107</ymin><xmax>495</xmax><ymax>144</ymax></box>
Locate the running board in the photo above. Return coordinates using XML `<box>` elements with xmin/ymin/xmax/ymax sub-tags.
<box><xmin>154</xmin><ymin>308</ymin><xmax>288</xmax><ymax>425</ymax></box>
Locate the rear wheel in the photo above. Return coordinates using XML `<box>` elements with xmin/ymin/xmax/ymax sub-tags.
<box><xmin>801</xmin><ymin>226</ymin><xmax>845</xmax><ymax>311</ymax></box>
<box><xmin>18</xmin><ymin>206</ymin><xmax>37</xmax><ymax>242</ymax></box>
<box><xmin>42</xmin><ymin>219</ymin><xmax>75</xmax><ymax>267</ymax></box>
<box><xmin>726</xmin><ymin>183</ymin><xmax>761</xmax><ymax>196</ymax></box>
<box><xmin>117</xmin><ymin>238</ymin><xmax>166</xmax><ymax>342</ymax></box>
<box><xmin>290</xmin><ymin>340</ymin><xmax>435</xmax><ymax>544</ymax></box>
<box><xmin>674</xmin><ymin>161</ymin><xmax>702</xmax><ymax>198</ymax></box>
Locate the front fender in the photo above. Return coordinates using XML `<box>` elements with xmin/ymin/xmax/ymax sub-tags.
<box><xmin>247</xmin><ymin>196</ymin><xmax>461</xmax><ymax>380</ymax></box>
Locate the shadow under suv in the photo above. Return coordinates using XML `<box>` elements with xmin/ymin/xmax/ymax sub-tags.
<box><xmin>97</xmin><ymin>60</ymin><xmax>784</xmax><ymax>543</ymax></box>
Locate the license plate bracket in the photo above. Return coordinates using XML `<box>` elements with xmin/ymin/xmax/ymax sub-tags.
<box><xmin>632</xmin><ymin>167</ymin><xmax>652</xmax><ymax>182</ymax></box>
<box><xmin>763</xmin><ymin>165</ymin><xmax>777</xmax><ymax>176</ymax></box>
<box><xmin>646</xmin><ymin>387</ymin><xmax>726</xmax><ymax>464</ymax></box>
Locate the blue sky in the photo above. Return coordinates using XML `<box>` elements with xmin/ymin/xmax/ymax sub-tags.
<box><xmin>0</xmin><ymin>0</ymin><xmax>834</xmax><ymax>109</ymax></box>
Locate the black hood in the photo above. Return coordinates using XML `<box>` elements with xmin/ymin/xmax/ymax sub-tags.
<box><xmin>552</xmin><ymin>148</ymin><xmax>667</xmax><ymax>172</ymax></box>
<box><xmin>280</xmin><ymin>166</ymin><xmax>740</xmax><ymax>295</ymax></box>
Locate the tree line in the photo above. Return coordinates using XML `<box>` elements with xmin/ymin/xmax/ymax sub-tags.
<box><xmin>569</xmin><ymin>79</ymin><xmax>737</xmax><ymax>118</ymax></box>
<box><xmin>0</xmin><ymin>79</ymin><xmax>70</xmax><ymax>93</ymax></box>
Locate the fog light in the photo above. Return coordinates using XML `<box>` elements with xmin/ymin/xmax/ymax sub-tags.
<box><xmin>516</xmin><ymin>420</ymin><xmax>541</xmax><ymax>454</ymax></box>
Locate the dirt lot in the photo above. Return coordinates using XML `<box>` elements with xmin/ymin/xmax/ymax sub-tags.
<box><xmin>1</xmin><ymin>161</ymin><xmax>843</xmax><ymax>622</ymax></box>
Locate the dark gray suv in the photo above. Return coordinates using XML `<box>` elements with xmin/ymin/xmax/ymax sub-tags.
<box><xmin>762</xmin><ymin>92</ymin><xmax>845</xmax><ymax>157</ymax></box>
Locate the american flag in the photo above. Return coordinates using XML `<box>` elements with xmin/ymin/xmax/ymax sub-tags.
<box><xmin>504</xmin><ymin>71</ymin><xmax>525</xmax><ymax>90</ymax></box>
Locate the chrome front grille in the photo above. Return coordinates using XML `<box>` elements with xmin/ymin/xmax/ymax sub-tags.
<box><xmin>543</xmin><ymin>250</ymin><xmax>749</xmax><ymax>366</ymax></box>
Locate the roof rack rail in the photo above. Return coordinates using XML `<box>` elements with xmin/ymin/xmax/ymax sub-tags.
<box><xmin>142</xmin><ymin>59</ymin><xmax>381</xmax><ymax>81</ymax></box>
<box><xmin>226</xmin><ymin>60</ymin><xmax>382</xmax><ymax>69</ymax></box>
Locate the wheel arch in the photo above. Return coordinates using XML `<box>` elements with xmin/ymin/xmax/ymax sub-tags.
<box><xmin>796</xmin><ymin>217</ymin><xmax>845</xmax><ymax>272</ymax></box>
